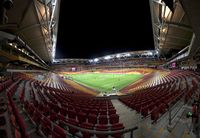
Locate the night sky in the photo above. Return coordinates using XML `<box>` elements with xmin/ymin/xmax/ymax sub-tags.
<box><xmin>55</xmin><ymin>1</ymin><xmax>154</xmax><ymax>59</ymax></box>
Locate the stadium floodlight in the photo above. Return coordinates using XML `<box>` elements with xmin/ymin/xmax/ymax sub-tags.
<box><xmin>162</xmin><ymin>28</ymin><xmax>167</xmax><ymax>33</ymax></box>
<box><xmin>156</xmin><ymin>51</ymin><xmax>159</xmax><ymax>54</ymax></box>
<box><xmin>8</xmin><ymin>43</ymin><xmax>13</xmax><ymax>46</ymax></box>
<box><xmin>125</xmin><ymin>53</ymin><xmax>131</xmax><ymax>57</ymax></box>
<box><xmin>162</xmin><ymin>4</ymin><xmax>171</xmax><ymax>19</ymax></box>
<box><xmin>116</xmin><ymin>54</ymin><xmax>121</xmax><ymax>58</ymax></box>
<box><xmin>89</xmin><ymin>59</ymin><xmax>94</xmax><ymax>63</ymax></box>
<box><xmin>148</xmin><ymin>52</ymin><xmax>153</xmax><ymax>55</ymax></box>
<box><xmin>104</xmin><ymin>56</ymin><xmax>111</xmax><ymax>60</ymax></box>
<box><xmin>94</xmin><ymin>58</ymin><xmax>99</xmax><ymax>62</ymax></box>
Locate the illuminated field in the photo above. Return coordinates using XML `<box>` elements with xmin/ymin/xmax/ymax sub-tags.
<box><xmin>65</xmin><ymin>73</ymin><xmax>143</xmax><ymax>93</ymax></box>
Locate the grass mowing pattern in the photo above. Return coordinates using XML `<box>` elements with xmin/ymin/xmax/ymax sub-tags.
<box><xmin>65</xmin><ymin>73</ymin><xmax>143</xmax><ymax>93</ymax></box>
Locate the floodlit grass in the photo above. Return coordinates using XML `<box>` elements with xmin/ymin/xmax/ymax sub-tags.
<box><xmin>65</xmin><ymin>73</ymin><xmax>143</xmax><ymax>93</ymax></box>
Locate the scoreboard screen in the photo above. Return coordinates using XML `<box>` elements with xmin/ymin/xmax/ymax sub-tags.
<box><xmin>72</xmin><ymin>67</ymin><xmax>76</xmax><ymax>71</ymax></box>
<box><xmin>172</xmin><ymin>62</ymin><xmax>176</xmax><ymax>68</ymax></box>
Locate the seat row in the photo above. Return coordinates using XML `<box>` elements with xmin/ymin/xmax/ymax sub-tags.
<box><xmin>120</xmin><ymin>70</ymin><xmax>199</xmax><ymax>122</ymax></box>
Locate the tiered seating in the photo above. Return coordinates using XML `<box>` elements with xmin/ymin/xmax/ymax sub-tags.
<box><xmin>120</xmin><ymin>70</ymin><xmax>199</xmax><ymax>123</ymax></box>
<box><xmin>19</xmin><ymin>74</ymin><xmax>125</xmax><ymax>138</ymax></box>
<box><xmin>0</xmin><ymin>78</ymin><xmax>13</xmax><ymax>92</ymax></box>
<box><xmin>7</xmin><ymin>79</ymin><xmax>30</xmax><ymax>138</ymax></box>
<box><xmin>120</xmin><ymin>72</ymin><xmax>158</xmax><ymax>93</ymax></box>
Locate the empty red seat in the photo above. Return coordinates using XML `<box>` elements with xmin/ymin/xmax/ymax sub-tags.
<box><xmin>15</xmin><ymin>129</ymin><xmax>21</xmax><ymax>138</ymax></box>
<box><xmin>108</xmin><ymin>109</ymin><xmax>116</xmax><ymax>115</ymax></box>
<box><xmin>65</xmin><ymin>118</ymin><xmax>78</xmax><ymax>135</ymax></box>
<box><xmin>111</xmin><ymin>123</ymin><xmax>125</xmax><ymax>138</ymax></box>
<box><xmin>82</xmin><ymin>108</ymin><xmax>90</xmax><ymax>115</ymax></box>
<box><xmin>41</xmin><ymin>117</ymin><xmax>51</xmax><ymax>136</ymax></box>
<box><xmin>42</xmin><ymin>106</ymin><xmax>50</xmax><ymax>116</ymax></box>
<box><xmin>109</xmin><ymin>114</ymin><xmax>119</xmax><ymax>124</ymax></box>
<box><xmin>80</xmin><ymin>122</ymin><xmax>93</xmax><ymax>138</ymax></box>
<box><xmin>18</xmin><ymin>115</ymin><xmax>29</xmax><ymax>138</ymax></box>
<box><xmin>32</xmin><ymin>110</ymin><xmax>42</xmax><ymax>125</ymax></box>
<box><xmin>57</xmin><ymin>114</ymin><xmax>66</xmax><ymax>122</ymax></box>
<box><xmin>10</xmin><ymin>114</ymin><xmax>17</xmax><ymax>128</ymax></box>
<box><xmin>53</xmin><ymin>105</ymin><xmax>60</xmax><ymax>113</ymax></box>
<box><xmin>151</xmin><ymin>108</ymin><xmax>159</xmax><ymax>122</ymax></box>
<box><xmin>99</xmin><ymin>115</ymin><xmax>108</xmax><ymax>125</ymax></box>
<box><xmin>27</xmin><ymin>103</ymin><xmax>35</xmax><ymax>115</ymax></box>
<box><xmin>135</xmin><ymin>104</ymin><xmax>141</xmax><ymax>112</ymax></box>
<box><xmin>96</xmin><ymin>125</ymin><xmax>109</xmax><ymax>138</ymax></box>
<box><xmin>159</xmin><ymin>103</ymin><xmax>166</xmax><ymax>114</ymax></box>
<box><xmin>49</xmin><ymin>111</ymin><xmax>58</xmax><ymax>122</ymax></box>
<box><xmin>24</xmin><ymin>101</ymin><xmax>29</xmax><ymax>111</ymax></box>
<box><xmin>77</xmin><ymin>112</ymin><xmax>87</xmax><ymax>123</ymax></box>
<box><xmin>88</xmin><ymin>114</ymin><xmax>97</xmax><ymax>124</ymax></box>
<box><xmin>91</xmin><ymin>109</ymin><xmax>98</xmax><ymax>115</ymax></box>
<box><xmin>52</xmin><ymin>131</ymin><xmax>60</xmax><ymax>138</ymax></box>
<box><xmin>96</xmin><ymin>124</ymin><xmax>109</xmax><ymax>131</ymax></box>
<box><xmin>99</xmin><ymin>109</ymin><xmax>107</xmax><ymax>115</ymax></box>
<box><xmin>111</xmin><ymin>123</ymin><xmax>124</xmax><ymax>130</ymax></box>
<box><xmin>60</xmin><ymin>108</ymin><xmax>67</xmax><ymax>116</ymax></box>
<box><xmin>141</xmin><ymin>106</ymin><xmax>148</xmax><ymax>117</ymax></box>
<box><xmin>68</xmin><ymin>110</ymin><xmax>76</xmax><ymax>119</ymax></box>
<box><xmin>53</xmin><ymin>125</ymin><xmax>66</xmax><ymax>138</ymax></box>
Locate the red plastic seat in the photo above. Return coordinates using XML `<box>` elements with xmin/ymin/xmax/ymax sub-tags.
<box><xmin>108</xmin><ymin>109</ymin><xmax>116</xmax><ymax>115</ymax></box>
<box><xmin>15</xmin><ymin>129</ymin><xmax>21</xmax><ymax>138</ymax></box>
<box><xmin>60</xmin><ymin>108</ymin><xmax>67</xmax><ymax>116</ymax></box>
<box><xmin>99</xmin><ymin>109</ymin><xmax>107</xmax><ymax>115</ymax></box>
<box><xmin>109</xmin><ymin>114</ymin><xmax>119</xmax><ymax>124</ymax></box>
<box><xmin>32</xmin><ymin>110</ymin><xmax>42</xmax><ymax>125</ymax></box>
<box><xmin>68</xmin><ymin>110</ymin><xmax>76</xmax><ymax>119</ymax></box>
<box><xmin>96</xmin><ymin>124</ymin><xmax>109</xmax><ymax>131</ymax></box>
<box><xmin>42</xmin><ymin>106</ymin><xmax>50</xmax><ymax>116</ymax></box>
<box><xmin>159</xmin><ymin>103</ymin><xmax>166</xmax><ymax>114</ymax></box>
<box><xmin>77</xmin><ymin>112</ymin><xmax>87</xmax><ymax>123</ymax></box>
<box><xmin>53</xmin><ymin>125</ymin><xmax>66</xmax><ymax>138</ymax></box>
<box><xmin>96</xmin><ymin>125</ymin><xmax>109</xmax><ymax>138</ymax></box>
<box><xmin>151</xmin><ymin>108</ymin><xmax>159</xmax><ymax>122</ymax></box>
<box><xmin>80</xmin><ymin>122</ymin><xmax>93</xmax><ymax>138</ymax></box>
<box><xmin>52</xmin><ymin>131</ymin><xmax>60</xmax><ymax>138</ymax></box>
<box><xmin>91</xmin><ymin>109</ymin><xmax>98</xmax><ymax>115</ymax></box>
<box><xmin>141</xmin><ymin>106</ymin><xmax>148</xmax><ymax>117</ymax></box>
<box><xmin>111</xmin><ymin>123</ymin><xmax>125</xmax><ymax>138</ymax></box>
<box><xmin>88</xmin><ymin>114</ymin><xmax>97</xmax><ymax>124</ymax></box>
<box><xmin>49</xmin><ymin>111</ymin><xmax>57</xmax><ymax>122</ymax></box>
<box><xmin>27</xmin><ymin>103</ymin><xmax>35</xmax><ymax>115</ymax></box>
<box><xmin>99</xmin><ymin>115</ymin><xmax>108</xmax><ymax>125</ymax></box>
<box><xmin>41</xmin><ymin>117</ymin><xmax>51</xmax><ymax>136</ymax></box>
<box><xmin>65</xmin><ymin>118</ymin><xmax>78</xmax><ymax>135</ymax></box>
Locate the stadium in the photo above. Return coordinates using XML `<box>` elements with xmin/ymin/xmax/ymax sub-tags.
<box><xmin>0</xmin><ymin>0</ymin><xmax>200</xmax><ymax>138</ymax></box>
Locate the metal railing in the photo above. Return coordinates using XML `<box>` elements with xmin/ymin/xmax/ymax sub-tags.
<box><xmin>60</xmin><ymin>120</ymin><xmax>138</xmax><ymax>138</ymax></box>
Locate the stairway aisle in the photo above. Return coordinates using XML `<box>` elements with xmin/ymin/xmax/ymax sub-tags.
<box><xmin>0</xmin><ymin>90</ymin><xmax>13</xmax><ymax>138</ymax></box>
<box><xmin>111</xmin><ymin>99</ymin><xmax>168</xmax><ymax>138</ymax></box>
<box><xmin>111</xmin><ymin>99</ymin><xmax>144</xmax><ymax>138</ymax></box>
<box><xmin>111</xmin><ymin>99</ymin><xmax>142</xmax><ymax>129</ymax></box>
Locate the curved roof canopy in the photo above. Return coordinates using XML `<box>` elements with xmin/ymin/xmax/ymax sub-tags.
<box><xmin>149</xmin><ymin>0</ymin><xmax>193</xmax><ymax>56</ymax></box>
<box><xmin>0</xmin><ymin>0</ymin><xmax>60</xmax><ymax>62</ymax></box>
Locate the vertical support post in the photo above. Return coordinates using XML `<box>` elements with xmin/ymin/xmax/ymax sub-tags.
<box><xmin>197</xmin><ymin>103</ymin><xmax>200</xmax><ymax>138</ymax></box>
<box><xmin>130</xmin><ymin>130</ymin><xmax>133</xmax><ymax>138</ymax></box>
<box><xmin>169</xmin><ymin>104</ymin><xmax>172</xmax><ymax>125</ymax></box>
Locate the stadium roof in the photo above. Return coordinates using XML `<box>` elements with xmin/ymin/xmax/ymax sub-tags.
<box><xmin>149</xmin><ymin>0</ymin><xmax>193</xmax><ymax>57</ymax></box>
<box><xmin>0</xmin><ymin>0</ymin><xmax>60</xmax><ymax>62</ymax></box>
<box><xmin>2</xmin><ymin>0</ymin><xmax>199</xmax><ymax>66</ymax></box>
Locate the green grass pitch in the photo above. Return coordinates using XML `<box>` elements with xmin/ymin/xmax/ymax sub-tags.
<box><xmin>65</xmin><ymin>73</ymin><xmax>143</xmax><ymax>93</ymax></box>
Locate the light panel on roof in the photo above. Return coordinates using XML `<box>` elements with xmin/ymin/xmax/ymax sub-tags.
<box><xmin>94</xmin><ymin>58</ymin><xmax>99</xmax><ymax>62</ymax></box>
<box><xmin>104</xmin><ymin>56</ymin><xmax>111</xmax><ymax>60</ymax></box>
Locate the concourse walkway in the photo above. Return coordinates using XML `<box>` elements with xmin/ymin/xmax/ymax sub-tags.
<box><xmin>112</xmin><ymin>99</ymin><xmax>197</xmax><ymax>138</ymax></box>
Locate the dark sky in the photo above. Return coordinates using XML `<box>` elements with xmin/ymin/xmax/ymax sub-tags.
<box><xmin>55</xmin><ymin>1</ymin><xmax>154</xmax><ymax>59</ymax></box>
